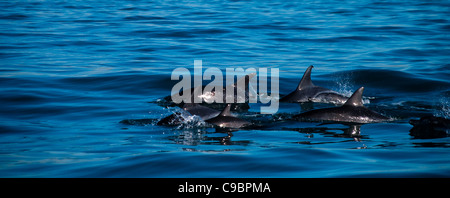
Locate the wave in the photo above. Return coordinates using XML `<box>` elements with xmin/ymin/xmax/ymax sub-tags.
<box><xmin>58</xmin><ymin>73</ymin><xmax>175</xmax><ymax>95</ymax></box>
<box><xmin>329</xmin><ymin>69</ymin><xmax>450</xmax><ymax>93</ymax></box>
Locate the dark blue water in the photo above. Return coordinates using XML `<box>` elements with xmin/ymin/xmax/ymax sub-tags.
<box><xmin>1</xmin><ymin>0</ymin><xmax>450</xmax><ymax>177</ymax></box>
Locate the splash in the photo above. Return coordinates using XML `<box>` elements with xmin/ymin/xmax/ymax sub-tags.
<box><xmin>176</xmin><ymin>114</ymin><xmax>208</xmax><ymax>130</ymax></box>
<box><xmin>336</xmin><ymin>75</ymin><xmax>353</xmax><ymax>98</ymax></box>
<box><xmin>434</xmin><ymin>98</ymin><xmax>450</xmax><ymax>119</ymax></box>
<box><xmin>334</xmin><ymin>73</ymin><xmax>370</xmax><ymax>104</ymax></box>
<box><xmin>162</xmin><ymin>107</ymin><xmax>209</xmax><ymax>129</ymax></box>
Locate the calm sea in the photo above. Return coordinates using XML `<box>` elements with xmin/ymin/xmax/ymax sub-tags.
<box><xmin>0</xmin><ymin>0</ymin><xmax>449</xmax><ymax>177</ymax></box>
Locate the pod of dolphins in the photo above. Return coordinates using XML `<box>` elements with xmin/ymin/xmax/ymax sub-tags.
<box><xmin>157</xmin><ymin>66</ymin><xmax>449</xmax><ymax>138</ymax></box>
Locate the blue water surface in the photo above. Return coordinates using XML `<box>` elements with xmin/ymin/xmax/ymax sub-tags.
<box><xmin>0</xmin><ymin>0</ymin><xmax>449</xmax><ymax>177</ymax></box>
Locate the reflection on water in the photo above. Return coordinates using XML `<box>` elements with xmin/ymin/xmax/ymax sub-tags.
<box><xmin>1</xmin><ymin>0</ymin><xmax>449</xmax><ymax>177</ymax></box>
<box><xmin>121</xmin><ymin>114</ymin><xmax>450</xmax><ymax>150</ymax></box>
<box><xmin>163</xmin><ymin>122</ymin><xmax>367</xmax><ymax>150</ymax></box>
<box><xmin>283</xmin><ymin>124</ymin><xmax>366</xmax><ymax>146</ymax></box>
<box><xmin>285</xmin><ymin>124</ymin><xmax>362</xmax><ymax>138</ymax></box>
<box><xmin>167</xmin><ymin>130</ymin><xmax>250</xmax><ymax>147</ymax></box>
<box><xmin>413</xmin><ymin>142</ymin><xmax>450</xmax><ymax>148</ymax></box>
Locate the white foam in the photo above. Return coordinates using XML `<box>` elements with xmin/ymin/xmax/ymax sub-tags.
<box><xmin>434</xmin><ymin>98</ymin><xmax>450</xmax><ymax>119</ymax></box>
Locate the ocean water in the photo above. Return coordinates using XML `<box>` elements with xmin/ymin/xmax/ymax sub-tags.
<box><xmin>0</xmin><ymin>0</ymin><xmax>449</xmax><ymax>178</ymax></box>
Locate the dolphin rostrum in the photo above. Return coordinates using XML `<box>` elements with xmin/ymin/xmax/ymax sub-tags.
<box><xmin>280</xmin><ymin>65</ymin><xmax>348</xmax><ymax>104</ymax></box>
<box><xmin>206</xmin><ymin>104</ymin><xmax>252</xmax><ymax>128</ymax></box>
<box><xmin>293</xmin><ymin>87</ymin><xmax>388</xmax><ymax>123</ymax></box>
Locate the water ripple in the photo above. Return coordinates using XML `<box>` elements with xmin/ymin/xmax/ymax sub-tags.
<box><xmin>0</xmin><ymin>0</ymin><xmax>449</xmax><ymax>178</ymax></box>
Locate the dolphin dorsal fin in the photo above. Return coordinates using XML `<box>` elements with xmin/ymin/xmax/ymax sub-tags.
<box><xmin>344</xmin><ymin>87</ymin><xmax>365</xmax><ymax>107</ymax></box>
<box><xmin>219</xmin><ymin>104</ymin><xmax>232</xmax><ymax>116</ymax></box>
<box><xmin>297</xmin><ymin>65</ymin><xmax>315</xmax><ymax>90</ymax></box>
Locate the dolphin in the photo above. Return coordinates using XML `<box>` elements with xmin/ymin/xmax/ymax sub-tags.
<box><xmin>194</xmin><ymin>72</ymin><xmax>257</xmax><ymax>104</ymax></box>
<box><xmin>162</xmin><ymin>73</ymin><xmax>256</xmax><ymax>111</ymax></box>
<box><xmin>293</xmin><ymin>87</ymin><xmax>388</xmax><ymax>123</ymax></box>
<box><xmin>206</xmin><ymin>104</ymin><xmax>252</xmax><ymax>128</ymax></box>
<box><xmin>280</xmin><ymin>65</ymin><xmax>348</xmax><ymax>104</ymax></box>
<box><xmin>168</xmin><ymin>73</ymin><xmax>257</xmax><ymax>104</ymax></box>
